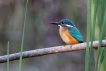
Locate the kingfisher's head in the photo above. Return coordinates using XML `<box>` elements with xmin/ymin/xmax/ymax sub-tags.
<box><xmin>50</xmin><ymin>19</ymin><xmax>75</xmax><ymax>28</ymax></box>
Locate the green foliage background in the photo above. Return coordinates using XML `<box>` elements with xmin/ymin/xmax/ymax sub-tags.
<box><xmin>0</xmin><ymin>0</ymin><xmax>106</xmax><ymax>71</ymax></box>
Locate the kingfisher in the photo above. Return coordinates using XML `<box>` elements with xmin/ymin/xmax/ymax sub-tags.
<box><xmin>50</xmin><ymin>19</ymin><xmax>83</xmax><ymax>45</ymax></box>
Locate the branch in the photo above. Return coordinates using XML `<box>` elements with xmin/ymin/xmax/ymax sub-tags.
<box><xmin>0</xmin><ymin>40</ymin><xmax>106</xmax><ymax>63</ymax></box>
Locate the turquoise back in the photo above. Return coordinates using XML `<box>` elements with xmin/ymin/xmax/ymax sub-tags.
<box><xmin>65</xmin><ymin>26</ymin><xmax>83</xmax><ymax>43</ymax></box>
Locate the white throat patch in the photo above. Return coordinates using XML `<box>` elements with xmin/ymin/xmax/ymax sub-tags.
<box><xmin>58</xmin><ymin>25</ymin><xmax>62</xmax><ymax>27</ymax></box>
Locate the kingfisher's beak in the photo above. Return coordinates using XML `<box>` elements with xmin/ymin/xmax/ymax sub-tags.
<box><xmin>49</xmin><ymin>22</ymin><xmax>60</xmax><ymax>25</ymax></box>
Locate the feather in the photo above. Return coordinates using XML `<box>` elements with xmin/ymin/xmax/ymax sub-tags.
<box><xmin>68</xmin><ymin>27</ymin><xmax>83</xmax><ymax>43</ymax></box>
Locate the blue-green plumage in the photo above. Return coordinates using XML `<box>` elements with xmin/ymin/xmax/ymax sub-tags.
<box><xmin>50</xmin><ymin>19</ymin><xmax>83</xmax><ymax>43</ymax></box>
<box><xmin>60</xmin><ymin>19</ymin><xmax>83</xmax><ymax>43</ymax></box>
<box><xmin>68</xmin><ymin>27</ymin><xmax>83</xmax><ymax>43</ymax></box>
<box><xmin>60</xmin><ymin>19</ymin><xmax>75</xmax><ymax>26</ymax></box>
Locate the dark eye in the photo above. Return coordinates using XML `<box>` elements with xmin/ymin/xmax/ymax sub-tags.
<box><xmin>61</xmin><ymin>22</ymin><xmax>64</xmax><ymax>24</ymax></box>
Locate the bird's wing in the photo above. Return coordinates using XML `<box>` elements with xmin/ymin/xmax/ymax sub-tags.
<box><xmin>69</xmin><ymin>27</ymin><xmax>83</xmax><ymax>43</ymax></box>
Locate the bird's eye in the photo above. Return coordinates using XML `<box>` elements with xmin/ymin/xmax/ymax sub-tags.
<box><xmin>61</xmin><ymin>22</ymin><xmax>64</xmax><ymax>24</ymax></box>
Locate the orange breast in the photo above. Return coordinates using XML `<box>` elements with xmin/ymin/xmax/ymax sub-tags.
<box><xmin>59</xmin><ymin>27</ymin><xmax>78</xmax><ymax>45</ymax></box>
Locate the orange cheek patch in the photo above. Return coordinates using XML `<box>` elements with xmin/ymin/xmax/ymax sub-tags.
<box><xmin>59</xmin><ymin>27</ymin><xmax>78</xmax><ymax>45</ymax></box>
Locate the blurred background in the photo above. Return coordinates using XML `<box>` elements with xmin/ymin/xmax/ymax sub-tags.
<box><xmin>0</xmin><ymin>0</ymin><xmax>94</xmax><ymax>71</ymax></box>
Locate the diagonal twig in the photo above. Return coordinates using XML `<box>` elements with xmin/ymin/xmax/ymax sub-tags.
<box><xmin>0</xmin><ymin>40</ymin><xmax>106</xmax><ymax>64</ymax></box>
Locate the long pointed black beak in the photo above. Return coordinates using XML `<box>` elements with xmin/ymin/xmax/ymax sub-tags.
<box><xmin>49</xmin><ymin>22</ymin><xmax>59</xmax><ymax>25</ymax></box>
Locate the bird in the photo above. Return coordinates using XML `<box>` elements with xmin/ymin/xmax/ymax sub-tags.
<box><xmin>50</xmin><ymin>19</ymin><xmax>83</xmax><ymax>45</ymax></box>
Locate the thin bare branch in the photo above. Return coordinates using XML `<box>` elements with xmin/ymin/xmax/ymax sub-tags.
<box><xmin>0</xmin><ymin>40</ymin><xmax>106</xmax><ymax>63</ymax></box>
